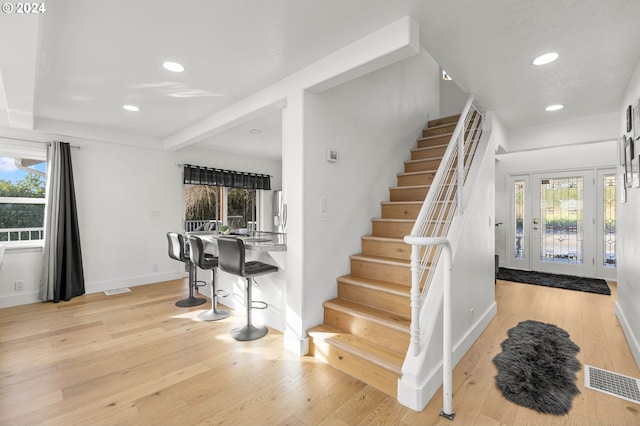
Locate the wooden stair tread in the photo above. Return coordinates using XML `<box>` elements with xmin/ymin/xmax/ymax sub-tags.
<box><xmin>323</xmin><ymin>298</ymin><xmax>411</xmax><ymax>331</ymax></box>
<box><xmin>361</xmin><ymin>235</ymin><xmax>405</xmax><ymax>242</ymax></box>
<box><xmin>397</xmin><ymin>170</ymin><xmax>437</xmax><ymax>177</ymax></box>
<box><xmin>372</xmin><ymin>218</ymin><xmax>437</xmax><ymax>224</ymax></box>
<box><xmin>381</xmin><ymin>200</ymin><xmax>447</xmax><ymax>206</ymax></box>
<box><xmin>428</xmin><ymin>114</ymin><xmax>460</xmax><ymax>127</ymax></box>
<box><xmin>389</xmin><ymin>184</ymin><xmax>430</xmax><ymax>190</ymax></box>
<box><xmin>372</xmin><ymin>217</ymin><xmax>415</xmax><ymax>223</ymax></box>
<box><xmin>337</xmin><ymin>274</ymin><xmax>410</xmax><ymax>297</ymax></box>
<box><xmin>412</xmin><ymin>143</ymin><xmax>448</xmax><ymax>152</ymax></box>
<box><xmin>380</xmin><ymin>200</ymin><xmax>424</xmax><ymax>206</ymax></box>
<box><xmin>418</xmin><ymin>133</ymin><xmax>452</xmax><ymax>142</ymax></box>
<box><xmin>308</xmin><ymin>324</ymin><xmax>404</xmax><ymax>374</ymax></box>
<box><xmin>350</xmin><ymin>253</ymin><xmax>410</xmax><ymax>267</ymax></box>
<box><xmin>405</xmin><ymin>157</ymin><xmax>444</xmax><ymax>165</ymax></box>
<box><xmin>423</xmin><ymin>122</ymin><xmax>456</xmax><ymax>132</ymax></box>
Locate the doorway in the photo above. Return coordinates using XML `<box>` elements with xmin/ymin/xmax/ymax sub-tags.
<box><xmin>507</xmin><ymin>168</ymin><xmax>616</xmax><ymax>279</ymax></box>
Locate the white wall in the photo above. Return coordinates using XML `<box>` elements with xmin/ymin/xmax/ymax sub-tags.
<box><xmin>506</xmin><ymin>112</ymin><xmax>619</xmax><ymax>151</ymax></box>
<box><xmin>616</xmin><ymin>58</ymin><xmax>640</xmax><ymax>370</ymax></box>
<box><xmin>0</xmin><ymin>131</ymin><xmax>282</xmax><ymax>308</ymax></box>
<box><xmin>300</xmin><ymin>48</ymin><xmax>441</xmax><ymax>332</ymax></box>
<box><xmin>439</xmin><ymin>74</ymin><xmax>468</xmax><ymax>118</ymax></box>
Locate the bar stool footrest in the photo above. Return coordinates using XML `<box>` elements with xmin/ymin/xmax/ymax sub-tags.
<box><xmin>251</xmin><ymin>300</ymin><xmax>268</xmax><ymax>310</ymax></box>
<box><xmin>216</xmin><ymin>289</ymin><xmax>230</xmax><ymax>298</ymax></box>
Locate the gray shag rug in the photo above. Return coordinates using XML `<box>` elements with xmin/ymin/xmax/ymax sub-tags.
<box><xmin>493</xmin><ymin>320</ymin><xmax>581</xmax><ymax>415</ymax></box>
<box><xmin>497</xmin><ymin>268</ymin><xmax>610</xmax><ymax>295</ymax></box>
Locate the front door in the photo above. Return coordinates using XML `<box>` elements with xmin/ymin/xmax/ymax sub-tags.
<box><xmin>530</xmin><ymin>171</ymin><xmax>595</xmax><ymax>277</ymax></box>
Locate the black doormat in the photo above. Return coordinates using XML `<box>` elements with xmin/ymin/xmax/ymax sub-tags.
<box><xmin>497</xmin><ymin>268</ymin><xmax>610</xmax><ymax>295</ymax></box>
<box><xmin>493</xmin><ymin>320</ymin><xmax>581</xmax><ymax>415</ymax></box>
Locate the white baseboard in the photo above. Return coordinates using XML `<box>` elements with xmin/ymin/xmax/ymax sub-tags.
<box><xmin>615</xmin><ymin>302</ymin><xmax>640</xmax><ymax>371</ymax></box>
<box><xmin>0</xmin><ymin>291</ymin><xmax>40</xmax><ymax>308</ymax></box>
<box><xmin>0</xmin><ymin>271</ymin><xmax>184</xmax><ymax>309</ymax></box>
<box><xmin>398</xmin><ymin>301</ymin><xmax>498</xmax><ymax>411</ymax></box>
<box><xmin>86</xmin><ymin>271</ymin><xmax>183</xmax><ymax>295</ymax></box>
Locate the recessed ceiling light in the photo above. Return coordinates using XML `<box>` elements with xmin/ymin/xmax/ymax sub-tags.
<box><xmin>533</xmin><ymin>52</ymin><xmax>559</xmax><ymax>66</ymax></box>
<box><xmin>545</xmin><ymin>104</ymin><xmax>564</xmax><ymax>112</ymax></box>
<box><xmin>249</xmin><ymin>129</ymin><xmax>262</xmax><ymax>134</ymax></box>
<box><xmin>123</xmin><ymin>104</ymin><xmax>140</xmax><ymax>112</ymax></box>
<box><xmin>162</xmin><ymin>61</ymin><xmax>185</xmax><ymax>72</ymax></box>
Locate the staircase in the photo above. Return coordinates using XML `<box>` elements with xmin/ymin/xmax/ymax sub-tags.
<box><xmin>307</xmin><ymin>114</ymin><xmax>461</xmax><ymax>397</ymax></box>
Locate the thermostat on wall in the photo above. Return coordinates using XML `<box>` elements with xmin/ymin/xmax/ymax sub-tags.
<box><xmin>326</xmin><ymin>148</ymin><xmax>339</xmax><ymax>163</ymax></box>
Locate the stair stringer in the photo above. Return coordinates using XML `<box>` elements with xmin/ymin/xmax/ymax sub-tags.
<box><xmin>397</xmin><ymin>125</ymin><xmax>498</xmax><ymax>411</ymax></box>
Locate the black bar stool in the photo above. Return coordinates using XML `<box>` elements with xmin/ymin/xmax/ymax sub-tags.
<box><xmin>166</xmin><ymin>232</ymin><xmax>206</xmax><ymax>307</ymax></box>
<box><xmin>188</xmin><ymin>235</ymin><xmax>230</xmax><ymax>321</ymax></box>
<box><xmin>217</xmin><ymin>236</ymin><xmax>278</xmax><ymax>341</ymax></box>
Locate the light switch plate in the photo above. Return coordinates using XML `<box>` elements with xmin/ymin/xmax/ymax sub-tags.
<box><xmin>326</xmin><ymin>148</ymin><xmax>339</xmax><ymax>163</ymax></box>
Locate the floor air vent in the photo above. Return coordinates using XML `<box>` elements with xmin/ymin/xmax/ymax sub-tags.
<box><xmin>104</xmin><ymin>287</ymin><xmax>131</xmax><ymax>295</ymax></box>
<box><xmin>584</xmin><ymin>364</ymin><xmax>640</xmax><ymax>404</ymax></box>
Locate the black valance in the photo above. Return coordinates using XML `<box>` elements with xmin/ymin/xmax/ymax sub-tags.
<box><xmin>183</xmin><ymin>164</ymin><xmax>271</xmax><ymax>190</ymax></box>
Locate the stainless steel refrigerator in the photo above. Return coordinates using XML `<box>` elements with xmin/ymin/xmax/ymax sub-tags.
<box><xmin>273</xmin><ymin>190</ymin><xmax>287</xmax><ymax>234</ymax></box>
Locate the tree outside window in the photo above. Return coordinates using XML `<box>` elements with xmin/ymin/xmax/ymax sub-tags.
<box><xmin>0</xmin><ymin>156</ymin><xmax>47</xmax><ymax>242</ymax></box>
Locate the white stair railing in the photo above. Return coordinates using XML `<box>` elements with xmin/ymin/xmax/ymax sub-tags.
<box><xmin>403</xmin><ymin>95</ymin><xmax>483</xmax><ymax>419</ymax></box>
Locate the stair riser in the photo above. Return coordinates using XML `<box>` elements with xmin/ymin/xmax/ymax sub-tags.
<box><xmin>362</xmin><ymin>238</ymin><xmax>413</xmax><ymax>260</ymax></box>
<box><xmin>411</xmin><ymin>145</ymin><xmax>447</xmax><ymax>160</ymax></box>
<box><xmin>380</xmin><ymin>201</ymin><xmax>453</xmax><ymax>220</ymax></box>
<box><xmin>338</xmin><ymin>281</ymin><xmax>410</xmax><ymax>317</ymax></box>
<box><xmin>422</xmin><ymin>124</ymin><xmax>456</xmax><ymax>138</ymax></box>
<box><xmin>418</xmin><ymin>134</ymin><xmax>451</xmax><ymax>148</ymax></box>
<box><xmin>350</xmin><ymin>258</ymin><xmax>410</xmax><ymax>286</ymax></box>
<box><xmin>428</xmin><ymin>115</ymin><xmax>460</xmax><ymax>127</ymax></box>
<box><xmin>372</xmin><ymin>221</ymin><xmax>437</xmax><ymax>239</ymax></box>
<box><xmin>405</xmin><ymin>158</ymin><xmax>442</xmax><ymax>173</ymax></box>
<box><xmin>309</xmin><ymin>338</ymin><xmax>398</xmax><ymax>397</ymax></box>
<box><xmin>323</xmin><ymin>306</ymin><xmax>410</xmax><ymax>353</ymax></box>
<box><xmin>371</xmin><ymin>220</ymin><xmax>414</xmax><ymax>238</ymax></box>
<box><xmin>389</xmin><ymin>186</ymin><xmax>428</xmax><ymax>202</ymax></box>
<box><xmin>397</xmin><ymin>172</ymin><xmax>435</xmax><ymax>187</ymax></box>
<box><xmin>381</xmin><ymin>203</ymin><xmax>421</xmax><ymax>219</ymax></box>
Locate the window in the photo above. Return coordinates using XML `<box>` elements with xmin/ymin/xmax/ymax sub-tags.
<box><xmin>184</xmin><ymin>184</ymin><xmax>220</xmax><ymax>231</ymax></box>
<box><xmin>183</xmin><ymin>185</ymin><xmax>258</xmax><ymax>231</ymax></box>
<box><xmin>226</xmin><ymin>188</ymin><xmax>256</xmax><ymax>230</ymax></box>
<box><xmin>0</xmin><ymin>154</ymin><xmax>47</xmax><ymax>245</ymax></box>
<box><xmin>182</xmin><ymin>164</ymin><xmax>269</xmax><ymax>232</ymax></box>
<box><xmin>513</xmin><ymin>179</ymin><xmax>525</xmax><ymax>259</ymax></box>
<box><xmin>603</xmin><ymin>173</ymin><xmax>616</xmax><ymax>268</ymax></box>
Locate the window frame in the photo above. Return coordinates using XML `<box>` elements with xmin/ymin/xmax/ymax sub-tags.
<box><xmin>0</xmin><ymin>140</ymin><xmax>47</xmax><ymax>250</ymax></box>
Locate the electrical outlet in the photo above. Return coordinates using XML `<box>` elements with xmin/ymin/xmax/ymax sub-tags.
<box><xmin>14</xmin><ymin>280</ymin><xmax>24</xmax><ymax>292</ymax></box>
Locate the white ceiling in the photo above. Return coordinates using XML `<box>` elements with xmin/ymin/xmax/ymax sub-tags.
<box><xmin>1</xmin><ymin>0</ymin><xmax>640</xmax><ymax>159</ymax></box>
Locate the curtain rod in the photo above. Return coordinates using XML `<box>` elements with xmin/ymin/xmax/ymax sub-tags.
<box><xmin>0</xmin><ymin>135</ymin><xmax>80</xmax><ymax>149</ymax></box>
<box><xmin>176</xmin><ymin>162</ymin><xmax>272</xmax><ymax>177</ymax></box>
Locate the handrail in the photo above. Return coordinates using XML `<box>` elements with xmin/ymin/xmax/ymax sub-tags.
<box><xmin>403</xmin><ymin>95</ymin><xmax>483</xmax><ymax>419</ymax></box>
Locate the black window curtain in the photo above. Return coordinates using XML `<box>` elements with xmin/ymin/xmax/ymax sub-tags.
<box><xmin>183</xmin><ymin>164</ymin><xmax>271</xmax><ymax>190</ymax></box>
<box><xmin>39</xmin><ymin>141</ymin><xmax>85</xmax><ymax>303</ymax></box>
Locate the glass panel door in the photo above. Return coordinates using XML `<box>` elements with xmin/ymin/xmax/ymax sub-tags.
<box><xmin>531</xmin><ymin>171</ymin><xmax>595</xmax><ymax>276</ymax></box>
<box><xmin>508</xmin><ymin>175</ymin><xmax>530</xmax><ymax>270</ymax></box>
<box><xmin>597</xmin><ymin>169</ymin><xmax>617</xmax><ymax>280</ymax></box>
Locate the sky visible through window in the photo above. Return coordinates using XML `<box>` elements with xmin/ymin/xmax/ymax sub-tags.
<box><xmin>0</xmin><ymin>156</ymin><xmax>46</xmax><ymax>182</ymax></box>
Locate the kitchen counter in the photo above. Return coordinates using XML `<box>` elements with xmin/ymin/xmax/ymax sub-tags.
<box><xmin>188</xmin><ymin>231</ymin><xmax>286</xmax><ymax>252</ymax></box>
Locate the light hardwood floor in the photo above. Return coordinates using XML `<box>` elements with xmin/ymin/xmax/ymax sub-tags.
<box><xmin>1</xmin><ymin>278</ymin><xmax>638</xmax><ymax>425</ymax></box>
